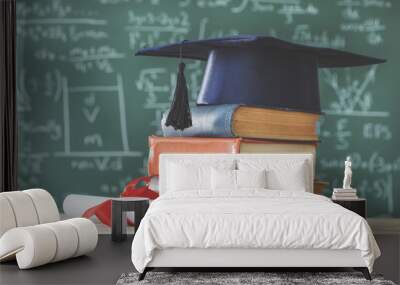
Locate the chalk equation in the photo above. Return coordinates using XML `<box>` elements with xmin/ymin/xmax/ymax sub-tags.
<box><xmin>179</xmin><ymin>0</ymin><xmax>319</xmax><ymax>24</ymax></box>
<box><xmin>337</xmin><ymin>0</ymin><xmax>391</xmax><ymax>45</ymax></box>
<box><xmin>126</xmin><ymin>11</ymin><xmax>190</xmax><ymax>49</ymax></box>
<box><xmin>322</xmin><ymin>66</ymin><xmax>389</xmax><ymax>118</ymax></box>
<box><xmin>292</xmin><ymin>25</ymin><xmax>346</xmax><ymax>49</ymax></box>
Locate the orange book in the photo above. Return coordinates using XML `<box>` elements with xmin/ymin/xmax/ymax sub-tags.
<box><xmin>148</xmin><ymin>136</ymin><xmax>241</xmax><ymax>176</ymax></box>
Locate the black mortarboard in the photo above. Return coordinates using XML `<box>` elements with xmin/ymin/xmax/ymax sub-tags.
<box><xmin>136</xmin><ymin>35</ymin><xmax>385</xmax><ymax>114</ymax></box>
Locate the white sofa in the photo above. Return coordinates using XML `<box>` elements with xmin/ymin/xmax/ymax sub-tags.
<box><xmin>0</xmin><ymin>189</ymin><xmax>98</xmax><ymax>269</ymax></box>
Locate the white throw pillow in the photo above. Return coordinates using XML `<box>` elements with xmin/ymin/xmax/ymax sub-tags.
<box><xmin>238</xmin><ymin>159</ymin><xmax>310</xmax><ymax>192</ymax></box>
<box><xmin>236</xmin><ymin>169</ymin><xmax>267</xmax><ymax>189</ymax></box>
<box><xmin>211</xmin><ymin>169</ymin><xmax>267</xmax><ymax>190</ymax></box>
<box><xmin>211</xmin><ymin>168</ymin><xmax>236</xmax><ymax>190</ymax></box>
<box><xmin>166</xmin><ymin>160</ymin><xmax>235</xmax><ymax>192</ymax></box>
<box><xmin>166</xmin><ymin>163</ymin><xmax>205</xmax><ymax>191</ymax></box>
<box><xmin>266</xmin><ymin>165</ymin><xmax>308</xmax><ymax>191</ymax></box>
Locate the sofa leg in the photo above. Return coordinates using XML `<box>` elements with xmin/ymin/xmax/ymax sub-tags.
<box><xmin>354</xmin><ymin>267</ymin><xmax>371</xmax><ymax>280</ymax></box>
<box><xmin>138</xmin><ymin>268</ymin><xmax>148</xmax><ymax>281</ymax></box>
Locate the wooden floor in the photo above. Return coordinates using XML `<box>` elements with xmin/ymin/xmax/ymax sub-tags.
<box><xmin>0</xmin><ymin>235</ymin><xmax>134</xmax><ymax>285</ymax></box>
<box><xmin>1</xmin><ymin>234</ymin><xmax>398</xmax><ymax>285</ymax></box>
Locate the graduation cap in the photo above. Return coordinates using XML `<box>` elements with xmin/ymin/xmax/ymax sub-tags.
<box><xmin>136</xmin><ymin>35</ymin><xmax>385</xmax><ymax>130</ymax></box>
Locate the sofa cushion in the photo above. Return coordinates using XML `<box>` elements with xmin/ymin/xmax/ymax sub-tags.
<box><xmin>0</xmin><ymin>196</ymin><xmax>17</xmax><ymax>237</ymax></box>
<box><xmin>0</xmin><ymin>218</ymin><xmax>97</xmax><ymax>269</ymax></box>
<box><xmin>0</xmin><ymin>191</ymin><xmax>39</xmax><ymax>227</ymax></box>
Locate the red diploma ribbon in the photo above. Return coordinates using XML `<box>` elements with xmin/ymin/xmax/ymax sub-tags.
<box><xmin>82</xmin><ymin>176</ymin><xmax>159</xmax><ymax>227</ymax></box>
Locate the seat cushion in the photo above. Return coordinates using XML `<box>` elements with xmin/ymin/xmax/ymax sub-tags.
<box><xmin>64</xmin><ymin>218</ymin><xmax>98</xmax><ymax>257</ymax></box>
<box><xmin>0</xmin><ymin>218</ymin><xmax>98</xmax><ymax>269</ymax></box>
<box><xmin>0</xmin><ymin>226</ymin><xmax>57</xmax><ymax>269</ymax></box>
<box><xmin>42</xmin><ymin>221</ymin><xmax>79</xmax><ymax>262</ymax></box>
<box><xmin>0</xmin><ymin>189</ymin><xmax>60</xmax><ymax>238</ymax></box>
<box><xmin>0</xmin><ymin>196</ymin><xmax>17</xmax><ymax>237</ymax></box>
<box><xmin>23</xmin><ymin>189</ymin><xmax>59</xmax><ymax>224</ymax></box>
<box><xmin>0</xmin><ymin>191</ymin><xmax>39</xmax><ymax>227</ymax></box>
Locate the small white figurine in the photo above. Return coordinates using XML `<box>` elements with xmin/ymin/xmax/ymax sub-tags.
<box><xmin>343</xmin><ymin>156</ymin><xmax>352</xmax><ymax>189</ymax></box>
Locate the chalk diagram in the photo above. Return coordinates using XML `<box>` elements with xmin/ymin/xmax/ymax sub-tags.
<box><xmin>55</xmin><ymin>73</ymin><xmax>142</xmax><ymax>158</ymax></box>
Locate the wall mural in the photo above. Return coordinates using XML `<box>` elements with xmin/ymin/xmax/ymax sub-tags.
<box><xmin>16</xmin><ymin>0</ymin><xmax>399</xmax><ymax>217</ymax></box>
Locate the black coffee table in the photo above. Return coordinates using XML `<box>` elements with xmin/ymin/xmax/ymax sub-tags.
<box><xmin>111</xmin><ymin>197</ymin><xmax>150</xmax><ymax>242</ymax></box>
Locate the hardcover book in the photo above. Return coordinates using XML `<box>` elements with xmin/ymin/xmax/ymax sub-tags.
<box><xmin>147</xmin><ymin>136</ymin><xmax>241</xmax><ymax>176</ymax></box>
<box><xmin>162</xmin><ymin>105</ymin><xmax>320</xmax><ymax>141</ymax></box>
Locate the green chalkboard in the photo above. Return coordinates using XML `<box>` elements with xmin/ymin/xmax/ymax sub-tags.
<box><xmin>16</xmin><ymin>0</ymin><xmax>399</xmax><ymax>217</ymax></box>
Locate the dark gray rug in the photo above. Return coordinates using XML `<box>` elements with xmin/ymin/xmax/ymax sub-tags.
<box><xmin>116</xmin><ymin>272</ymin><xmax>396</xmax><ymax>285</ymax></box>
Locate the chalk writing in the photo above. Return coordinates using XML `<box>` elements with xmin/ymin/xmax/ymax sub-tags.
<box><xmin>337</xmin><ymin>0</ymin><xmax>392</xmax><ymax>9</ymax></box>
<box><xmin>318</xmin><ymin>118</ymin><xmax>352</xmax><ymax>151</ymax></box>
<box><xmin>83</xmin><ymin>106</ymin><xmax>101</xmax><ymax>123</ymax></box>
<box><xmin>358</xmin><ymin>174</ymin><xmax>393</xmax><ymax>214</ymax></box>
<box><xmin>19</xmin><ymin>120</ymin><xmax>62</xmax><ymax>141</ymax></box>
<box><xmin>70</xmin><ymin>46</ymin><xmax>125</xmax><ymax>73</ymax></box>
<box><xmin>292</xmin><ymin>25</ymin><xmax>346</xmax><ymax>48</ymax></box>
<box><xmin>82</xmin><ymin>93</ymin><xmax>101</xmax><ymax>123</ymax></box>
<box><xmin>341</xmin><ymin>6</ymin><xmax>360</xmax><ymax>20</ymax></box>
<box><xmin>136</xmin><ymin>67</ymin><xmax>171</xmax><ymax>108</ymax></box>
<box><xmin>71</xmin><ymin>157</ymin><xmax>123</xmax><ymax>171</ymax></box>
<box><xmin>277</xmin><ymin>3</ymin><xmax>318</xmax><ymax>24</ymax></box>
<box><xmin>18</xmin><ymin>152</ymin><xmax>50</xmax><ymax>186</ymax></box>
<box><xmin>322</xmin><ymin>66</ymin><xmax>389</xmax><ymax>117</ymax></box>
<box><xmin>341</xmin><ymin>18</ymin><xmax>385</xmax><ymax>45</ymax></box>
<box><xmin>363</xmin><ymin>123</ymin><xmax>392</xmax><ymax>140</ymax></box>
<box><xmin>84</xmin><ymin>134</ymin><xmax>104</xmax><ymax>147</ymax></box>
<box><xmin>17</xmin><ymin>25</ymin><xmax>108</xmax><ymax>42</ymax></box>
<box><xmin>99</xmin><ymin>0</ymin><xmax>130</xmax><ymax>4</ymax></box>
<box><xmin>336</xmin><ymin>118</ymin><xmax>352</xmax><ymax>150</ymax></box>
<box><xmin>125</xmin><ymin>11</ymin><xmax>189</xmax><ymax>49</ymax></box>
<box><xmin>232</xmin><ymin>0</ymin><xmax>275</xmax><ymax>13</ymax></box>
<box><xmin>17</xmin><ymin>0</ymin><xmax>73</xmax><ymax>18</ymax></box>
<box><xmin>319</xmin><ymin>152</ymin><xmax>400</xmax><ymax>174</ymax></box>
<box><xmin>188</xmin><ymin>0</ymin><xmax>319</xmax><ymax>23</ymax></box>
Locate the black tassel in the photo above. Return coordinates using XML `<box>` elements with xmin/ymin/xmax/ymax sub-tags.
<box><xmin>165</xmin><ymin>61</ymin><xmax>192</xmax><ymax>130</ymax></box>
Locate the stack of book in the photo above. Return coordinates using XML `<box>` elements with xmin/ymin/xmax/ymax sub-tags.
<box><xmin>147</xmin><ymin>104</ymin><xmax>327</xmax><ymax>193</ymax></box>
<box><xmin>332</xmin><ymin>188</ymin><xmax>358</xmax><ymax>200</ymax></box>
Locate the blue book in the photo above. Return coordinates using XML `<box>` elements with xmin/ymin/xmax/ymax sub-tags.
<box><xmin>162</xmin><ymin>104</ymin><xmax>240</xmax><ymax>137</ymax></box>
